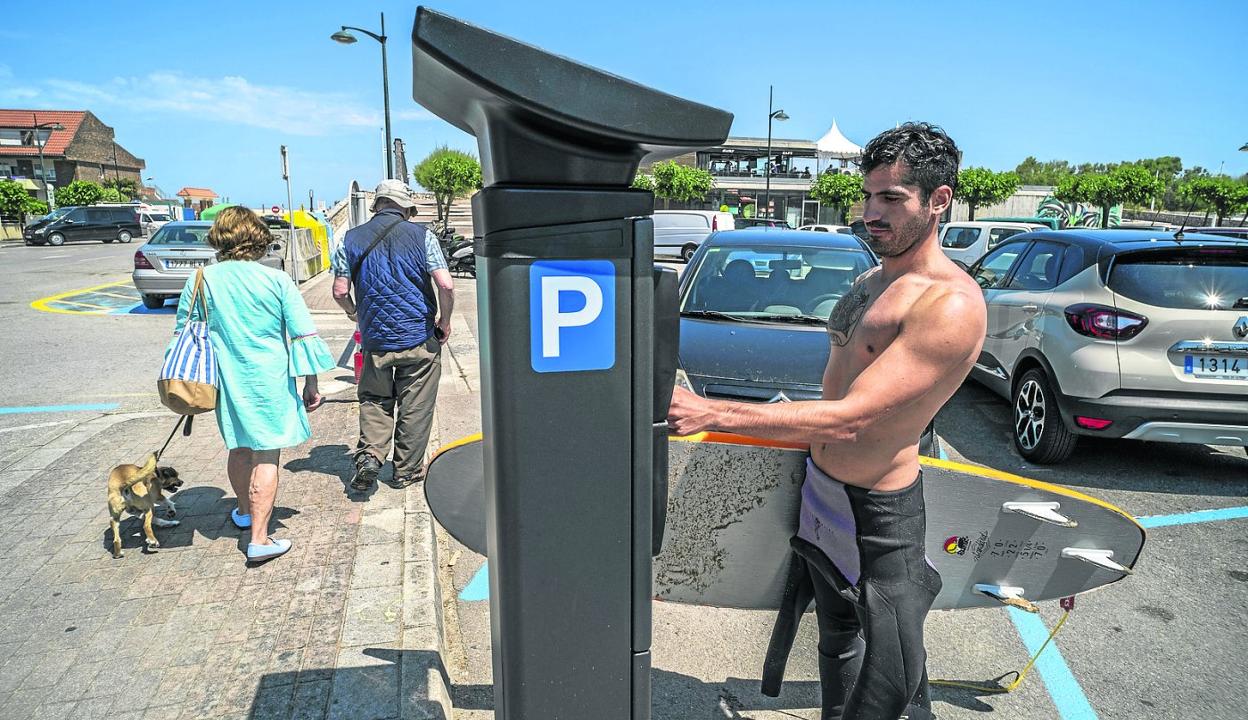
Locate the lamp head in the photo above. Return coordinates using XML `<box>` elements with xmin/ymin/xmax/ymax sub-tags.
<box><xmin>773</xmin><ymin>110</ymin><xmax>790</xmax><ymax>121</ymax></box>
<box><xmin>331</xmin><ymin>29</ymin><xmax>357</xmax><ymax>44</ymax></box>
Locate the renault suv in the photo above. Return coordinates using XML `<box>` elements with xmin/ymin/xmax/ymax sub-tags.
<box><xmin>966</xmin><ymin>229</ymin><xmax>1248</xmax><ymax>463</ymax></box>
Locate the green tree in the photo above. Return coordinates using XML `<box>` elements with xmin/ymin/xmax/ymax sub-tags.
<box><xmin>0</xmin><ymin>179</ymin><xmax>49</xmax><ymax>229</ymax></box>
<box><xmin>1014</xmin><ymin>157</ymin><xmax>1073</xmax><ymax>186</ymax></box>
<box><xmin>412</xmin><ymin>146</ymin><xmax>482</xmax><ymax>231</ymax></box>
<box><xmin>955</xmin><ymin>168</ymin><xmax>1020</xmax><ymax>221</ymax></box>
<box><xmin>99</xmin><ymin>187</ymin><xmax>125</xmax><ymax>203</ymax></box>
<box><xmin>808</xmin><ymin>172</ymin><xmax>863</xmax><ymax>223</ymax></box>
<box><xmin>631</xmin><ymin>173</ymin><xmax>656</xmax><ymax>192</ymax></box>
<box><xmin>102</xmin><ymin>177</ymin><xmax>138</xmax><ymax>200</ymax></box>
<box><xmin>1178</xmin><ymin>176</ymin><xmax>1248</xmax><ymax>226</ymax></box>
<box><xmin>650</xmin><ymin>161</ymin><xmax>713</xmax><ymax>207</ymax></box>
<box><xmin>55</xmin><ymin>180</ymin><xmax>105</xmax><ymax>207</ymax></box>
<box><xmin>1056</xmin><ymin>166</ymin><xmax>1164</xmax><ymax>228</ymax></box>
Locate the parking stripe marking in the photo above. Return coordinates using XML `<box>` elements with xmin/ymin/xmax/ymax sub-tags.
<box><xmin>0</xmin><ymin>403</ymin><xmax>119</xmax><ymax>415</ymax></box>
<box><xmin>0</xmin><ymin>419</ymin><xmax>76</xmax><ymax>434</ymax></box>
<box><xmin>1009</xmin><ymin>608</ymin><xmax>1100</xmax><ymax>719</ymax></box>
<box><xmin>1136</xmin><ymin>505</ymin><xmax>1248</xmax><ymax>529</ymax></box>
<box><xmin>95</xmin><ymin>291</ymin><xmax>142</xmax><ymax>300</ymax></box>
<box><xmin>460</xmin><ymin>562</ymin><xmax>490</xmax><ymax>601</ymax></box>
<box><xmin>31</xmin><ymin>279</ymin><xmax>134</xmax><ymax>315</ymax></box>
<box><xmin>49</xmin><ymin>299</ymin><xmax>115</xmax><ymax>311</ymax></box>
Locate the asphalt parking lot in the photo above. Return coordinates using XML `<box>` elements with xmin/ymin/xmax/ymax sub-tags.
<box><xmin>439</xmin><ymin>380</ymin><xmax>1248</xmax><ymax>719</ymax></box>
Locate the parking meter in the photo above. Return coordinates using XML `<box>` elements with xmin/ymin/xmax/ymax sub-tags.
<box><xmin>411</xmin><ymin>8</ymin><xmax>731</xmax><ymax>719</ymax></box>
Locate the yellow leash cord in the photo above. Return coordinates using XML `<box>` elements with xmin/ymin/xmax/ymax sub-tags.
<box><xmin>931</xmin><ymin>608</ymin><xmax>1072</xmax><ymax>694</ymax></box>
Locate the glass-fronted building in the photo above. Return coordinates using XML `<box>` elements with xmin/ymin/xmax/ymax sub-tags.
<box><xmin>648</xmin><ymin>121</ymin><xmax>863</xmax><ymax>228</ymax></box>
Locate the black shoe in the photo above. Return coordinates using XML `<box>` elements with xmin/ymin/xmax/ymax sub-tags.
<box><xmin>389</xmin><ymin>470</ymin><xmax>426</xmax><ymax>489</ymax></box>
<box><xmin>351</xmin><ymin>455</ymin><xmax>381</xmax><ymax>491</ymax></box>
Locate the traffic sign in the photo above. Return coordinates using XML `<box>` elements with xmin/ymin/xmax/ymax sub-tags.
<box><xmin>271</xmin><ymin>205</ymin><xmax>280</xmax><ymax>214</ymax></box>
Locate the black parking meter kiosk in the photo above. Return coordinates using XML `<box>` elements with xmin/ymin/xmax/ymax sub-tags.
<box><xmin>411</xmin><ymin>8</ymin><xmax>731</xmax><ymax>719</ymax></box>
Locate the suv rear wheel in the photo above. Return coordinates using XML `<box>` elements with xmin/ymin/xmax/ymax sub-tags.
<box><xmin>1013</xmin><ymin>368</ymin><xmax>1077</xmax><ymax>464</ymax></box>
<box><xmin>681</xmin><ymin>244</ymin><xmax>698</xmax><ymax>262</ymax></box>
<box><xmin>118</xmin><ymin>230</ymin><xmax>133</xmax><ymax>243</ymax></box>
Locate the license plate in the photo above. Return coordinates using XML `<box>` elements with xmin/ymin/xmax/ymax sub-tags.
<box><xmin>166</xmin><ymin>259</ymin><xmax>207</xmax><ymax>269</ymax></box>
<box><xmin>1185</xmin><ymin>354</ymin><xmax>1248</xmax><ymax>380</ymax></box>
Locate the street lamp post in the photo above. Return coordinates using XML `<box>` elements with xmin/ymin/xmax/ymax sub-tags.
<box><xmin>332</xmin><ymin>13</ymin><xmax>393</xmax><ymax>180</ymax></box>
<box><xmin>30</xmin><ymin>114</ymin><xmax>64</xmax><ymax>206</ymax></box>
<box><xmin>762</xmin><ymin>85</ymin><xmax>788</xmax><ymax>220</ymax></box>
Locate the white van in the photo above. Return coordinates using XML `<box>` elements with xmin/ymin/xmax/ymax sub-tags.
<box><xmin>652</xmin><ymin>210</ymin><xmax>735</xmax><ymax>261</ymax></box>
<box><xmin>939</xmin><ymin>220</ymin><xmax>1044</xmax><ymax>268</ymax></box>
<box><xmin>139</xmin><ymin>210</ymin><xmax>175</xmax><ymax>237</ymax></box>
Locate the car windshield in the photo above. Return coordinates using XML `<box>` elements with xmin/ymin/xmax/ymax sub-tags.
<box><xmin>151</xmin><ymin>225</ymin><xmax>210</xmax><ymax>246</ymax></box>
<box><xmin>1109</xmin><ymin>247</ymin><xmax>1248</xmax><ymax>310</ymax></box>
<box><xmin>682</xmin><ymin>244</ymin><xmax>874</xmax><ymax>321</ymax></box>
<box><xmin>42</xmin><ymin>207</ymin><xmax>73</xmax><ymax>222</ymax></box>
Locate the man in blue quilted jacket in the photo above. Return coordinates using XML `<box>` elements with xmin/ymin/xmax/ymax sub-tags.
<box><xmin>332</xmin><ymin>180</ymin><xmax>455</xmax><ymax>491</ymax></box>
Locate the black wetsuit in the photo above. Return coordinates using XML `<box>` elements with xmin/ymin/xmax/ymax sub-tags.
<box><xmin>763</xmin><ymin>430</ymin><xmax>940</xmax><ymax>720</ymax></box>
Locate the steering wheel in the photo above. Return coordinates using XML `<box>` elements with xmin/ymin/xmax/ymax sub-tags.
<box><xmin>805</xmin><ymin>293</ymin><xmax>841</xmax><ymax>314</ymax></box>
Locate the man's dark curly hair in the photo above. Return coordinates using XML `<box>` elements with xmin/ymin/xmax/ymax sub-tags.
<box><xmin>860</xmin><ymin>122</ymin><xmax>960</xmax><ymax>202</ymax></box>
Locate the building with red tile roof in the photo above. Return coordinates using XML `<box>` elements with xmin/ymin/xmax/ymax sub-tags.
<box><xmin>0</xmin><ymin>109</ymin><xmax>145</xmax><ymax>203</ymax></box>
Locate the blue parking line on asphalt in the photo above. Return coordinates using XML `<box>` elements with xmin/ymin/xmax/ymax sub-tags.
<box><xmin>461</xmin><ymin>562</ymin><xmax>490</xmax><ymax>601</ymax></box>
<box><xmin>453</xmin><ymin>446</ymin><xmax>1236</xmax><ymax>719</ymax></box>
<box><xmin>112</xmin><ymin>302</ymin><xmax>175</xmax><ymax>315</ymax></box>
<box><xmin>1135</xmin><ymin>506</ymin><xmax>1248</xmax><ymax>529</ymax></box>
<box><xmin>0</xmin><ymin>403</ymin><xmax>119</xmax><ymax>415</ymax></box>
<box><xmin>1009</xmin><ymin>608</ymin><xmax>1099</xmax><ymax>719</ymax></box>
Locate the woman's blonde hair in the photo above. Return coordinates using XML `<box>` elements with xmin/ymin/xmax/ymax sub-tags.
<box><xmin>207</xmin><ymin>206</ymin><xmax>273</xmax><ymax>261</ymax></box>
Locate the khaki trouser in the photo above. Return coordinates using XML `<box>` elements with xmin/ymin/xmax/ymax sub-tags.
<box><xmin>356</xmin><ymin>337</ymin><xmax>442</xmax><ymax>478</ymax></box>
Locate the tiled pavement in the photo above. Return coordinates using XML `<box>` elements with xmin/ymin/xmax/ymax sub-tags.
<box><xmin>0</xmin><ymin>391</ymin><xmax>449</xmax><ymax>720</ymax></box>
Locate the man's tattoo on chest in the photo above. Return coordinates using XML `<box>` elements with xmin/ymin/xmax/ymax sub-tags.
<box><xmin>826</xmin><ymin>284</ymin><xmax>870</xmax><ymax>347</ymax></box>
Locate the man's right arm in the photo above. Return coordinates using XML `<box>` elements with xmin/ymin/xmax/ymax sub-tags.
<box><xmin>330</xmin><ymin>240</ymin><xmax>356</xmax><ymax>320</ymax></box>
<box><xmin>332</xmin><ymin>277</ymin><xmax>356</xmax><ymax>321</ymax></box>
<box><xmin>431</xmin><ymin>268</ymin><xmax>454</xmax><ymax>343</ymax></box>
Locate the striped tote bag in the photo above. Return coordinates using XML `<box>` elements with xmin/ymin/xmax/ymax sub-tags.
<box><xmin>158</xmin><ymin>269</ymin><xmax>218</xmax><ymax>415</ymax></box>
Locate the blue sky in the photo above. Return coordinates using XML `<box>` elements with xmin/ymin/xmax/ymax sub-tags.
<box><xmin>2</xmin><ymin>0</ymin><xmax>1245</xmax><ymax>207</ymax></box>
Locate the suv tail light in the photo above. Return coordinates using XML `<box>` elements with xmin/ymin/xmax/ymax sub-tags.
<box><xmin>134</xmin><ymin>251</ymin><xmax>153</xmax><ymax>270</ymax></box>
<box><xmin>1064</xmin><ymin>303</ymin><xmax>1147</xmax><ymax>340</ymax></box>
<box><xmin>711</xmin><ymin>216</ymin><xmax>719</xmax><ymax>231</ymax></box>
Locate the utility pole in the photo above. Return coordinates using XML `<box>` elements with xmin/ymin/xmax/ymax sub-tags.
<box><xmin>281</xmin><ymin>145</ymin><xmax>299</xmax><ymax>282</ymax></box>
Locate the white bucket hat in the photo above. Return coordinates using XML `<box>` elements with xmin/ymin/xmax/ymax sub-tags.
<box><xmin>371</xmin><ymin>179</ymin><xmax>419</xmax><ymax>211</ymax></box>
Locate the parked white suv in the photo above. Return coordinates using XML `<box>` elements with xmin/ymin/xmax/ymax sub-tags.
<box><xmin>940</xmin><ymin>220</ymin><xmax>1044</xmax><ymax>269</ymax></box>
<box><xmin>652</xmin><ymin>210</ymin><xmax>735</xmax><ymax>261</ymax></box>
<box><xmin>966</xmin><ymin>229</ymin><xmax>1248</xmax><ymax>463</ymax></box>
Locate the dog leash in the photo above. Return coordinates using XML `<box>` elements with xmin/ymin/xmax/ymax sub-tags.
<box><xmin>155</xmin><ymin>415</ymin><xmax>193</xmax><ymax>461</ymax></box>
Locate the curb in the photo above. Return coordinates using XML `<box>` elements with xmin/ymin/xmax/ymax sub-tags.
<box><xmin>401</xmin><ymin>466</ymin><xmax>454</xmax><ymax>718</ymax></box>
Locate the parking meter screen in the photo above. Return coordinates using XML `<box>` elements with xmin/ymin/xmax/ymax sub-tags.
<box><xmin>529</xmin><ymin>260</ymin><xmax>616</xmax><ymax>373</ymax></box>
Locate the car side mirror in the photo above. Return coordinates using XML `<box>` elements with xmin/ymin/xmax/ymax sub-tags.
<box><xmin>270</xmin><ymin>243</ymin><xmax>282</xmax><ymax>252</ymax></box>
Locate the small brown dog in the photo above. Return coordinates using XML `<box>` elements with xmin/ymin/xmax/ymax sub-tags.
<box><xmin>107</xmin><ymin>453</ymin><xmax>183</xmax><ymax>558</ymax></box>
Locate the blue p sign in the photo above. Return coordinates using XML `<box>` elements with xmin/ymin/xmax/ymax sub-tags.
<box><xmin>530</xmin><ymin>260</ymin><xmax>615</xmax><ymax>373</ymax></box>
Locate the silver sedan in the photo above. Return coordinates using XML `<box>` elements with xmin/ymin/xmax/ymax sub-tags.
<box><xmin>132</xmin><ymin>221</ymin><xmax>285</xmax><ymax>309</ymax></box>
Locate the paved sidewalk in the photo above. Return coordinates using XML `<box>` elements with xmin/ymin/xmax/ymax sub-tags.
<box><xmin>0</xmin><ymin>393</ymin><xmax>451</xmax><ymax>719</ymax></box>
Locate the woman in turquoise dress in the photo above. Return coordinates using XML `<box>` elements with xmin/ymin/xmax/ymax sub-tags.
<box><xmin>173</xmin><ymin>207</ymin><xmax>336</xmax><ymax>563</ymax></box>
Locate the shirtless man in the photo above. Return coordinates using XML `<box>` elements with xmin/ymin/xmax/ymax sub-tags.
<box><xmin>667</xmin><ymin>123</ymin><xmax>987</xmax><ymax>720</ymax></box>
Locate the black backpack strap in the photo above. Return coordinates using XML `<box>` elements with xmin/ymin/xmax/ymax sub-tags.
<box><xmin>349</xmin><ymin>217</ymin><xmax>406</xmax><ymax>283</ymax></box>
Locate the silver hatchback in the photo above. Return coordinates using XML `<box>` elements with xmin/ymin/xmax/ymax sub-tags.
<box><xmin>967</xmin><ymin>229</ymin><xmax>1248</xmax><ymax>463</ymax></box>
<box><xmin>132</xmin><ymin>221</ymin><xmax>285</xmax><ymax>309</ymax></box>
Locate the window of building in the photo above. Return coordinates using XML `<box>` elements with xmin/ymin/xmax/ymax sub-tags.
<box><xmin>0</xmin><ymin>128</ymin><xmax>52</xmax><ymax>146</ymax></box>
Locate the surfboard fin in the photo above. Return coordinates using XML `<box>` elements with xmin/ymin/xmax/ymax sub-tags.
<box><xmin>1002</xmin><ymin>501</ymin><xmax>1077</xmax><ymax>528</ymax></box>
<box><xmin>974</xmin><ymin>584</ymin><xmax>1039</xmax><ymax>613</ymax></box>
<box><xmin>1061</xmin><ymin>547</ymin><xmax>1132</xmax><ymax>575</ymax></box>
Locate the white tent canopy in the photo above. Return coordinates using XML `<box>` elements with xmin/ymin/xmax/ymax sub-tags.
<box><xmin>816</xmin><ymin>119</ymin><xmax>862</xmax><ymax>160</ymax></box>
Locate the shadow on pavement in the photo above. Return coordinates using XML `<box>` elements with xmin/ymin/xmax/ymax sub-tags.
<box><xmin>285</xmin><ymin>443</ymin><xmax>395</xmax><ymax>503</ymax></box>
<box><xmin>100</xmin><ymin>486</ymin><xmax>299</xmax><ymax>558</ymax></box>
<box><xmin>937</xmin><ymin>382</ymin><xmax>1247</xmax><ymax>497</ymax></box>
<box><xmin>249</xmin><ymin>648</ymin><xmax>451</xmax><ymax>720</ymax></box>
